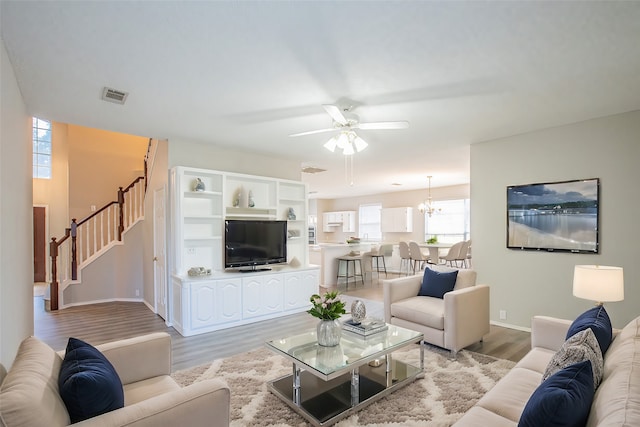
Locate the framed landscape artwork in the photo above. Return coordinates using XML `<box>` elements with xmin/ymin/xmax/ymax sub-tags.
<box><xmin>506</xmin><ymin>178</ymin><xmax>600</xmax><ymax>253</ymax></box>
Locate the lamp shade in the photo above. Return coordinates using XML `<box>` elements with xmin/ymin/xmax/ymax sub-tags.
<box><xmin>573</xmin><ymin>265</ymin><xmax>624</xmax><ymax>304</ymax></box>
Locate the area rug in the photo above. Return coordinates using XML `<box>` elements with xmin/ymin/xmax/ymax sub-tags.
<box><xmin>172</xmin><ymin>344</ymin><xmax>515</xmax><ymax>427</ymax></box>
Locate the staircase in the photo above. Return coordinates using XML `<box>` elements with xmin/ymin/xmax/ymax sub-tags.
<box><xmin>48</xmin><ymin>176</ymin><xmax>146</xmax><ymax>310</ymax></box>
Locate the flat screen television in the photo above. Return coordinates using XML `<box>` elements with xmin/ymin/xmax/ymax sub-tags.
<box><xmin>224</xmin><ymin>219</ymin><xmax>287</xmax><ymax>271</ymax></box>
<box><xmin>506</xmin><ymin>178</ymin><xmax>599</xmax><ymax>253</ymax></box>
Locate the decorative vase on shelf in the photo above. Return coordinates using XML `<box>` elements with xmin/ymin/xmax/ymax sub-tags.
<box><xmin>248</xmin><ymin>190</ymin><xmax>255</xmax><ymax>207</ymax></box>
<box><xmin>233</xmin><ymin>188</ymin><xmax>241</xmax><ymax>207</ymax></box>
<box><xmin>317</xmin><ymin>319</ymin><xmax>342</xmax><ymax>347</ymax></box>
<box><xmin>287</xmin><ymin>207</ymin><xmax>296</xmax><ymax>220</ymax></box>
<box><xmin>193</xmin><ymin>178</ymin><xmax>205</xmax><ymax>192</ymax></box>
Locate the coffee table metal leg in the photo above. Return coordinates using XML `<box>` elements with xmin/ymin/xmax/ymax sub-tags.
<box><xmin>420</xmin><ymin>344</ymin><xmax>425</xmax><ymax>371</ymax></box>
<box><xmin>351</xmin><ymin>367</ymin><xmax>360</xmax><ymax>406</ymax></box>
<box><xmin>292</xmin><ymin>364</ymin><xmax>301</xmax><ymax>406</ymax></box>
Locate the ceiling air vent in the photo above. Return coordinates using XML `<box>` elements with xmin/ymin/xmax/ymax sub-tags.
<box><xmin>101</xmin><ymin>87</ymin><xmax>129</xmax><ymax>105</ymax></box>
<box><xmin>301</xmin><ymin>166</ymin><xmax>326</xmax><ymax>174</ymax></box>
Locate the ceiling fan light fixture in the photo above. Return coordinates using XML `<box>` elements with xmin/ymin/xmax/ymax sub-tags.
<box><xmin>336</xmin><ymin>132</ymin><xmax>349</xmax><ymax>149</ymax></box>
<box><xmin>353</xmin><ymin>135</ymin><xmax>368</xmax><ymax>152</ymax></box>
<box><xmin>343</xmin><ymin>142</ymin><xmax>355</xmax><ymax>155</ymax></box>
<box><xmin>324</xmin><ymin>136</ymin><xmax>337</xmax><ymax>152</ymax></box>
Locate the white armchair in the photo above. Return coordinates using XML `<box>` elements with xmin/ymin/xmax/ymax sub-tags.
<box><xmin>383</xmin><ymin>266</ymin><xmax>490</xmax><ymax>356</ymax></box>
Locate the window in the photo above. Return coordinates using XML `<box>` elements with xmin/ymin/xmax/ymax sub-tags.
<box><xmin>33</xmin><ymin>118</ymin><xmax>52</xmax><ymax>179</ymax></box>
<box><xmin>358</xmin><ymin>203</ymin><xmax>382</xmax><ymax>241</ymax></box>
<box><xmin>425</xmin><ymin>199</ymin><xmax>470</xmax><ymax>243</ymax></box>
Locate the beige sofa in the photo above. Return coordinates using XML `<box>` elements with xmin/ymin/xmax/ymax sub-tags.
<box><xmin>454</xmin><ymin>314</ymin><xmax>640</xmax><ymax>426</ymax></box>
<box><xmin>383</xmin><ymin>267</ymin><xmax>490</xmax><ymax>356</ymax></box>
<box><xmin>0</xmin><ymin>332</ymin><xmax>230</xmax><ymax>427</ymax></box>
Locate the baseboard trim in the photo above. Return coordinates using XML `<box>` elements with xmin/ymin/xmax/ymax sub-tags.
<box><xmin>60</xmin><ymin>297</ymin><xmax>144</xmax><ymax>310</ymax></box>
<box><xmin>490</xmin><ymin>320</ymin><xmax>531</xmax><ymax>333</ymax></box>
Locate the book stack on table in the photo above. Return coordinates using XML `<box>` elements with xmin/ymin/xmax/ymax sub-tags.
<box><xmin>343</xmin><ymin>318</ymin><xmax>388</xmax><ymax>337</ymax></box>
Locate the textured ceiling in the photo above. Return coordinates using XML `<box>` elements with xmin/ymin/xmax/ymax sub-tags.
<box><xmin>2</xmin><ymin>1</ymin><xmax>640</xmax><ymax>198</ymax></box>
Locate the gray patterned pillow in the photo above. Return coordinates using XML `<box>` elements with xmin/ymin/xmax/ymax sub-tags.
<box><xmin>542</xmin><ymin>328</ymin><xmax>604</xmax><ymax>389</ymax></box>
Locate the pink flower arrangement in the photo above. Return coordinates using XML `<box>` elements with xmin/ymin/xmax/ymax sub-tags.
<box><xmin>307</xmin><ymin>290</ymin><xmax>346</xmax><ymax>321</ymax></box>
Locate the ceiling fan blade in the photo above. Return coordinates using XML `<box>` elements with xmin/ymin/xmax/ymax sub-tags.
<box><xmin>289</xmin><ymin>128</ymin><xmax>336</xmax><ymax>137</ymax></box>
<box><xmin>322</xmin><ymin>104</ymin><xmax>348</xmax><ymax>125</ymax></box>
<box><xmin>357</xmin><ymin>121</ymin><xmax>410</xmax><ymax>130</ymax></box>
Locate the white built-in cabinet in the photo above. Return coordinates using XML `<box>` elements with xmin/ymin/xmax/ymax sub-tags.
<box><xmin>381</xmin><ymin>207</ymin><xmax>414</xmax><ymax>232</ymax></box>
<box><xmin>171</xmin><ymin>267</ymin><xmax>318</xmax><ymax>336</ymax></box>
<box><xmin>323</xmin><ymin>211</ymin><xmax>356</xmax><ymax>232</ymax></box>
<box><xmin>169</xmin><ymin>166</ymin><xmax>318</xmax><ymax>337</ymax></box>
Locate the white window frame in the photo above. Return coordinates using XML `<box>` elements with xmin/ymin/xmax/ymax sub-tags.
<box><xmin>33</xmin><ymin>118</ymin><xmax>52</xmax><ymax>179</ymax></box>
<box><xmin>424</xmin><ymin>199</ymin><xmax>470</xmax><ymax>243</ymax></box>
<box><xmin>358</xmin><ymin>203</ymin><xmax>382</xmax><ymax>242</ymax></box>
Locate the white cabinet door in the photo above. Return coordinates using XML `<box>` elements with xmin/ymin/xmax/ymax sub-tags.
<box><xmin>263</xmin><ymin>274</ymin><xmax>284</xmax><ymax>314</ymax></box>
<box><xmin>283</xmin><ymin>272</ymin><xmax>304</xmax><ymax>311</ymax></box>
<box><xmin>216</xmin><ymin>278</ymin><xmax>242</xmax><ymax>322</ymax></box>
<box><xmin>242</xmin><ymin>274</ymin><xmax>284</xmax><ymax>319</ymax></box>
<box><xmin>190</xmin><ymin>281</ymin><xmax>217</xmax><ymax>329</ymax></box>
<box><xmin>190</xmin><ymin>278</ymin><xmax>242</xmax><ymax>330</ymax></box>
<box><xmin>342</xmin><ymin>211</ymin><xmax>356</xmax><ymax>232</ymax></box>
<box><xmin>284</xmin><ymin>270</ymin><xmax>319</xmax><ymax>311</ymax></box>
<box><xmin>381</xmin><ymin>207</ymin><xmax>413</xmax><ymax>232</ymax></box>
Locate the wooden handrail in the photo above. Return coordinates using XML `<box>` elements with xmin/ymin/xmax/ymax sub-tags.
<box><xmin>48</xmin><ymin>175</ymin><xmax>145</xmax><ymax>310</ymax></box>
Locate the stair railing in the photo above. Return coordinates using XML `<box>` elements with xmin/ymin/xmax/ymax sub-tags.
<box><xmin>49</xmin><ymin>176</ymin><xmax>145</xmax><ymax>310</ymax></box>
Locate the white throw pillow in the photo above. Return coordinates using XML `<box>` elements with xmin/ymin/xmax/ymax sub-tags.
<box><xmin>542</xmin><ymin>328</ymin><xmax>604</xmax><ymax>389</ymax></box>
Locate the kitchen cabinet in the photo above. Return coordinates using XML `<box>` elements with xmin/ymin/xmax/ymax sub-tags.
<box><xmin>381</xmin><ymin>207</ymin><xmax>413</xmax><ymax>232</ymax></box>
<box><xmin>323</xmin><ymin>211</ymin><xmax>356</xmax><ymax>232</ymax></box>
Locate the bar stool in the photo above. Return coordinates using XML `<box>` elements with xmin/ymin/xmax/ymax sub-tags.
<box><xmin>336</xmin><ymin>255</ymin><xmax>365</xmax><ymax>289</ymax></box>
<box><xmin>370</xmin><ymin>243</ymin><xmax>392</xmax><ymax>278</ymax></box>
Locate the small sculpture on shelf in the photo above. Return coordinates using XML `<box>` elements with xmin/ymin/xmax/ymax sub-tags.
<box><xmin>193</xmin><ymin>178</ymin><xmax>205</xmax><ymax>192</ymax></box>
<box><xmin>233</xmin><ymin>188</ymin><xmax>241</xmax><ymax>207</ymax></box>
<box><xmin>350</xmin><ymin>300</ymin><xmax>367</xmax><ymax>325</ymax></box>
<box><xmin>287</xmin><ymin>207</ymin><xmax>296</xmax><ymax>220</ymax></box>
<box><xmin>248</xmin><ymin>190</ymin><xmax>255</xmax><ymax>207</ymax></box>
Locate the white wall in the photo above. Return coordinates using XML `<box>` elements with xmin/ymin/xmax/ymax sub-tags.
<box><xmin>168</xmin><ymin>139</ymin><xmax>301</xmax><ymax>181</ymax></box>
<box><xmin>0</xmin><ymin>39</ymin><xmax>33</xmax><ymax>370</ymax></box>
<box><xmin>316</xmin><ymin>184</ymin><xmax>470</xmax><ymax>244</ymax></box>
<box><xmin>62</xmin><ymin>222</ymin><xmax>144</xmax><ymax>305</ymax></box>
<box><xmin>471</xmin><ymin>110</ymin><xmax>640</xmax><ymax>329</ymax></box>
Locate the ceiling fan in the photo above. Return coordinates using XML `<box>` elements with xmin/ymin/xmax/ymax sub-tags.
<box><xmin>289</xmin><ymin>104</ymin><xmax>410</xmax><ymax>138</ymax></box>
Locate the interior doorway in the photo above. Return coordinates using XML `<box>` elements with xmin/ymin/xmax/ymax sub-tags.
<box><xmin>33</xmin><ymin>206</ymin><xmax>47</xmax><ymax>283</ymax></box>
<box><xmin>153</xmin><ymin>187</ymin><xmax>168</xmax><ymax>321</ymax></box>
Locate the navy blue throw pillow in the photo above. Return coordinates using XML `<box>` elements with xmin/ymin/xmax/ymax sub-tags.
<box><xmin>418</xmin><ymin>268</ymin><xmax>458</xmax><ymax>299</ymax></box>
<box><xmin>58</xmin><ymin>337</ymin><xmax>124</xmax><ymax>423</ymax></box>
<box><xmin>566</xmin><ymin>305</ymin><xmax>613</xmax><ymax>354</ymax></box>
<box><xmin>518</xmin><ymin>360</ymin><xmax>594</xmax><ymax>427</ymax></box>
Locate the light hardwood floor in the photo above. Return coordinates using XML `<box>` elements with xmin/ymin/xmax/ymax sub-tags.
<box><xmin>34</xmin><ymin>274</ymin><xmax>530</xmax><ymax>371</ymax></box>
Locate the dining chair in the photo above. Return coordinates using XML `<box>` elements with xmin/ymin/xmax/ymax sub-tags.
<box><xmin>398</xmin><ymin>241</ymin><xmax>413</xmax><ymax>276</ymax></box>
<box><xmin>440</xmin><ymin>241</ymin><xmax>465</xmax><ymax>267</ymax></box>
<box><xmin>409</xmin><ymin>241</ymin><xmax>429</xmax><ymax>272</ymax></box>
<box><xmin>455</xmin><ymin>240</ymin><xmax>472</xmax><ymax>268</ymax></box>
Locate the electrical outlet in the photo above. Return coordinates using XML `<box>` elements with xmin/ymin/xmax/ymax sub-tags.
<box><xmin>499</xmin><ymin>310</ymin><xmax>507</xmax><ymax>320</ymax></box>
<box><xmin>186</xmin><ymin>248</ymin><xmax>196</xmax><ymax>255</ymax></box>
<box><xmin>135</xmin><ymin>289</ymin><xmax>140</xmax><ymax>297</ymax></box>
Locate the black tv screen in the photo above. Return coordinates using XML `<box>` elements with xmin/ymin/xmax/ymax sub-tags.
<box><xmin>225</xmin><ymin>220</ymin><xmax>287</xmax><ymax>270</ymax></box>
<box><xmin>507</xmin><ymin>178</ymin><xmax>599</xmax><ymax>253</ymax></box>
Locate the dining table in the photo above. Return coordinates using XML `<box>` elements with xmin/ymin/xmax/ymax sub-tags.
<box><xmin>419</xmin><ymin>242</ymin><xmax>453</xmax><ymax>265</ymax></box>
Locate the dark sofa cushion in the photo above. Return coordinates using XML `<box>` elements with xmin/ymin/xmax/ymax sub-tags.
<box><xmin>566</xmin><ymin>305</ymin><xmax>613</xmax><ymax>354</ymax></box>
<box><xmin>519</xmin><ymin>360</ymin><xmax>594</xmax><ymax>427</ymax></box>
<box><xmin>418</xmin><ymin>268</ymin><xmax>458</xmax><ymax>299</ymax></box>
<box><xmin>58</xmin><ymin>337</ymin><xmax>124</xmax><ymax>423</ymax></box>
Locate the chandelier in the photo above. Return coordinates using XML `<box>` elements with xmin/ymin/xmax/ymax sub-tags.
<box><xmin>418</xmin><ymin>176</ymin><xmax>440</xmax><ymax>217</ymax></box>
<box><xmin>323</xmin><ymin>131</ymin><xmax>368</xmax><ymax>155</ymax></box>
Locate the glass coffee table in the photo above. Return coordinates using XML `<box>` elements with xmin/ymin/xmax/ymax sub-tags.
<box><xmin>265</xmin><ymin>324</ymin><xmax>424</xmax><ymax>426</ymax></box>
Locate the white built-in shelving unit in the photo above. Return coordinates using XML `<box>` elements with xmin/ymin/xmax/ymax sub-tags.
<box><xmin>169</xmin><ymin>166</ymin><xmax>318</xmax><ymax>336</ymax></box>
